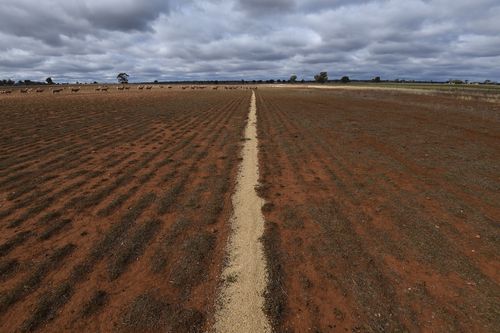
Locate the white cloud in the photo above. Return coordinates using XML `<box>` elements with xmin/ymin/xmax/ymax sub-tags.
<box><xmin>0</xmin><ymin>0</ymin><xmax>499</xmax><ymax>82</ymax></box>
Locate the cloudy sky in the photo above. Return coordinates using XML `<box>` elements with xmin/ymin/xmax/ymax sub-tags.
<box><xmin>1</xmin><ymin>0</ymin><xmax>499</xmax><ymax>82</ymax></box>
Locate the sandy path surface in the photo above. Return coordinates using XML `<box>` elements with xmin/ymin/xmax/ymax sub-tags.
<box><xmin>214</xmin><ymin>91</ymin><xmax>270</xmax><ymax>333</ymax></box>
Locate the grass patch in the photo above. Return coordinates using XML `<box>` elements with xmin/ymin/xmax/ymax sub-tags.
<box><xmin>0</xmin><ymin>231</ymin><xmax>33</xmax><ymax>257</ymax></box>
<box><xmin>0</xmin><ymin>243</ymin><xmax>75</xmax><ymax>313</ymax></box>
<box><xmin>108</xmin><ymin>219</ymin><xmax>161</xmax><ymax>280</ymax></box>
<box><xmin>81</xmin><ymin>290</ymin><xmax>109</xmax><ymax>317</ymax></box>
<box><xmin>22</xmin><ymin>282</ymin><xmax>72</xmax><ymax>332</ymax></box>
<box><xmin>158</xmin><ymin>176</ymin><xmax>188</xmax><ymax>215</ymax></box>
<box><xmin>262</xmin><ymin>202</ymin><xmax>275</xmax><ymax>213</ymax></box>
<box><xmin>261</xmin><ymin>222</ymin><xmax>287</xmax><ymax>331</ymax></box>
<box><xmin>170</xmin><ymin>232</ymin><xmax>215</xmax><ymax>294</ymax></box>
<box><xmin>151</xmin><ymin>217</ymin><xmax>192</xmax><ymax>273</ymax></box>
<box><xmin>38</xmin><ymin>219</ymin><xmax>72</xmax><ymax>241</ymax></box>
<box><xmin>91</xmin><ymin>192</ymin><xmax>156</xmax><ymax>260</ymax></box>
<box><xmin>0</xmin><ymin>259</ymin><xmax>19</xmax><ymax>281</ymax></box>
<box><xmin>97</xmin><ymin>186</ymin><xmax>139</xmax><ymax>217</ymax></box>
<box><xmin>37</xmin><ymin>211</ymin><xmax>62</xmax><ymax>225</ymax></box>
<box><xmin>121</xmin><ymin>292</ymin><xmax>204</xmax><ymax>333</ymax></box>
<box><xmin>282</xmin><ymin>205</ymin><xmax>304</xmax><ymax>229</ymax></box>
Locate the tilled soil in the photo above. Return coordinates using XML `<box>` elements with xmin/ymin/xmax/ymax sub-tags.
<box><xmin>256</xmin><ymin>87</ymin><xmax>500</xmax><ymax>332</ymax></box>
<box><xmin>1</xmin><ymin>86</ymin><xmax>499</xmax><ymax>333</ymax></box>
<box><xmin>0</xmin><ymin>88</ymin><xmax>251</xmax><ymax>332</ymax></box>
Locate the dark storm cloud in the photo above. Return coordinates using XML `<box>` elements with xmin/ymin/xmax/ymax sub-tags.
<box><xmin>0</xmin><ymin>1</ymin><xmax>169</xmax><ymax>45</ymax></box>
<box><xmin>236</xmin><ymin>0</ymin><xmax>296</xmax><ymax>15</ymax></box>
<box><xmin>0</xmin><ymin>0</ymin><xmax>499</xmax><ymax>82</ymax></box>
<box><xmin>77</xmin><ymin>0</ymin><xmax>170</xmax><ymax>31</ymax></box>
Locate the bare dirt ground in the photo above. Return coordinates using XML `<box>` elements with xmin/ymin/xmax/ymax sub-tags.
<box><xmin>1</xmin><ymin>85</ymin><xmax>499</xmax><ymax>332</ymax></box>
<box><xmin>0</xmin><ymin>87</ymin><xmax>250</xmax><ymax>332</ymax></box>
<box><xmin>215</xmin><ymin>91</ymin><xmax>270</xmax><ymax>333</ymax></box>
<box><xmin>256</xmin><ymin>87</ymin><xmax>500</xmax><ymax>332</ymax></box>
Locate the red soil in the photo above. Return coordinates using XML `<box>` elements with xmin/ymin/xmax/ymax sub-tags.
<box><xmin>256</xmin><ymin>87</ymin><xmax>500</xmax><ymax>332</ymax></box>
<box><xmin>1</xmin><ymin>85</ymin><xmax>498</xmax><ymax>332</ymax></box>
<box><xmin>0</xmin><ymin>87</ymin><xmax>250</xmax><ymax>332</ymax></box>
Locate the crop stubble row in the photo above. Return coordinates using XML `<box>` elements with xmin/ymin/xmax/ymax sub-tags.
<box><xmin>256</xmin><ymin>88</ymin><xmax>499</xmax><ymax>332</ymax></box>
<box><xmin>1</xmin><ymin>87</ymin><xmax>498</xmax><ymax>332</ymax></box>
<box><xmin>0</xmin><ymin>89</ymin><xmax>250</xmax><ymax>332</ymax></box>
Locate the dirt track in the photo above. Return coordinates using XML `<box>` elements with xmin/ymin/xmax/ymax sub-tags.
<box><xmin>215</xmin><ymin>91</ymin><xmax>270</xmax><ymax>333</ymax></box>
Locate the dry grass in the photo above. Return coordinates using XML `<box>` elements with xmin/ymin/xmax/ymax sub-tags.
<box><xmin>108</xmin><ymin>219</ymin><xmax>161</xmax><ymax>280</ymax></box>
<box><xmin>0</xmin><ymin>243</ymin><xmax>75</xmax><ymax>313</ymax></box>
<box><xmin>81</xmin><ymin>290</ymin><xmax>109</xmax><ymax>317</ymax></box>
<box><xmin>121</xmin><ymin>292</ymin><xmax>204</xmax><ymax>333</ymax></box>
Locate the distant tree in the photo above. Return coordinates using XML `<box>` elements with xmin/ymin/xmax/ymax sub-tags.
<box><xmin>46</xmin><ymin>77</ymin><xmax>54</xmax><ymax>85</ymax></box>
<box><xmin>93</xmin><ymin>81</ymin><xmax>98</xmax><ymax>84</ymax></box>
<box><xmin>289</xmin><ymin>74</ymin><xmax>297</xmax><ymax>83</ymax></box>
<box><xmin>154</xmin><ymin>80</ymin><xmax>159</xmax><ymax>83</ymax></box>
<box><xmin>372</xmin><ymin>76</ymin><xmax>381</xmax><ymax>83</ymax></box>
<box><xmin>340</xmin><ymin>76</ymin><xmax>350</xmax><ymax>83</ymax></box>
<box><xmin>314</xmin><ymin>72</ymin><xmax>328</xmax><ymax>84</ymax></box>
<box><xmin>301</xmin><ymin>79</ymin><xmax>305</xmax><ymax>83</ymax></box>
<box><xmin>1</xmin><ymin>79</ymin><xmax>15</xmax><ymax>86</ymax></box>
<box><xmin>117</xmin><ymin>73</ymin><xmax>129</xmax><ymax>84</ymax></box>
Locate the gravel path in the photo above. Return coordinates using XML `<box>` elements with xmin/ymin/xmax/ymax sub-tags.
<box><xmin>214</xmin><ymin>91</ymin><xmax>270</xmax><ymax>333</ymax></box>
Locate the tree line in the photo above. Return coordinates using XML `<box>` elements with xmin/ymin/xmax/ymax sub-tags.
<box><xmin>2</xmin><ymin>72</ymin><xmax>497</xmax><ymax>86</ymax></box>
<box><xmin>0</xmin><ymin>77</ymin><xmax>55</xmax><ymax>86</ymax></box>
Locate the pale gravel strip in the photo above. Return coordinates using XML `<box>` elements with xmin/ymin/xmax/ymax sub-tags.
<box><xmin>214</xmin><ymin>91</ymin><xmax>270</xmax><ymax>333</ymax></box>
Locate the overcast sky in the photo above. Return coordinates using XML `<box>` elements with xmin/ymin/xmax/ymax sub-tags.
<box><xmin>1</xmin><ymin>0</ymin><xmax>499</xmax><ymax>82</ymax></box>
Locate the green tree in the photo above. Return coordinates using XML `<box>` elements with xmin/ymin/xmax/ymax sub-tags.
<box><xmin>46</xmin><ymin>77</ymin><xmax>54</xmax><ymax>85</ymax></box>
<box><xmin>289</xmin><ymin>74</ymin><xmax>297</xmax><ymax>83</ymax></box>
<box><xmin>117</xmin><ymin>73</ymin><xmax>129</xmax><ymax>84</ymax></box>
<box><xmin>372</xmin><ymin>76</ymin><xmax>381</xmax><ymax>83</ymax></box>
<box><xmin>340</xmin><ymin>76</ymin><xmax>350</xmax><ymax>83</ymax></box>
<box><xmin>314</xmin><ymin>72</ymin><xmax>328</xmax><ymax>84</ymax></box>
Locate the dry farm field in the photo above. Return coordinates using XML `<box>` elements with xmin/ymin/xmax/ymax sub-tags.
<box><xmin>0</xmin><ymin>85</ymin><xmax>499</xmax><ymax>332</ymax></box>
<box><xmin>0</xmin><ymin>87</ymin><xmax>250</xmax><ymax>332</ymax></box>
<box><xmin>256</xmin><ymin>87</ymin><xmax>500</xmax><ymax>332</ymax></box>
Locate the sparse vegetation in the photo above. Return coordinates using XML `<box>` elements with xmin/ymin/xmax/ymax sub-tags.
<box><xmin>81</xmin><ymin>290</ymin><xmax>109</xmax><ymax>317</ymax></box>
<box><xmin>0</xmin><ymin>243</ymin><xmax>75</xmax><ymax>313</ymax></box>
<box><xmin>314</xmin><ymin>71</ymin><xmax>328</xmax><ymax>83</ymax></box>
<box><xmin>108</xmin><ymin>219</ymin><xmax>161</xmax><ymax>280</ymax></box>
<box><xmin>256</xmin><ymin>87</ymin><xmax>500</xmax><ymax>332</ymax></box>
<box><xmin>0</xmin><ymin>231</ymin><xmax>33</xmax><ymax>257</ymax></box>
<box><xmin>121</xmin><ymin>292</ymin><xmax>204</xmax><ymax>332</ymax></box>
<box><xmin>0</xmin><ymin>88</ymin><xmax>249</xmax><ymax>332</ymax></box>
<box><xmin>0</xmin><ymin>259</ymin><xmax>19</xmax><ymax>281</ymax></box>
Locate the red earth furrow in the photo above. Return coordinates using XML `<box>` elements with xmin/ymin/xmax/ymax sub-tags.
<box><xmin>256</xmin><ymin>87</ymin><xmax>500</xmax><ymax>332</ymax></box>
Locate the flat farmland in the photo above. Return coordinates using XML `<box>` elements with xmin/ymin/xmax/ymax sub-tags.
<box><xmin>0</xmin><ymin>86</ymin><xmax>499</xmax><ymax>333</ymax></box>
<box><xmin>257</xmin><ymin>88</ymin><xmax>500</xmax><ymax>332</ymax></box>
<box><xmin>0</xmin><ymin>88</ymin><xmax>250</xmax><ymax>332</ymax></box>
